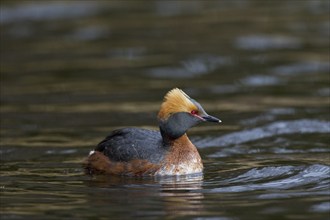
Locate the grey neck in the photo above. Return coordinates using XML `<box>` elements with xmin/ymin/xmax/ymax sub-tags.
<box><xmin>159</xmin><ymin>112</ymin><xmax>201</xmax><ymax>143</ymax></box>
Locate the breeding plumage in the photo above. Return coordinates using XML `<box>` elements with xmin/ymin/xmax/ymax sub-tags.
<box><xmin>84</xmin><ymin>88</ymin><xmax>221</xmax><ymax>176</ymax></box>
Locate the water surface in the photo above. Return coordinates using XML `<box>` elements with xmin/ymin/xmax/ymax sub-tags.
<box><xmin>1</xmin><ymin>1</ymin><xmax>329</xmax><ymax>220</ymax></box>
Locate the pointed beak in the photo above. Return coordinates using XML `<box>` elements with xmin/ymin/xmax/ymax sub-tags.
<box><xmin>202</xmin><ymin>114</ymin><xmax>222</xmax><ymax>123</ymax></box>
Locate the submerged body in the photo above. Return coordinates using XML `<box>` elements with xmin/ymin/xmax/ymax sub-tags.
<box><xmin>84</xmin><ymin>88</ymin><xmax>220</xmax><ymax>176</ymax></box>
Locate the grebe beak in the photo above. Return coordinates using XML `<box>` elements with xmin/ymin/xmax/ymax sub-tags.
<box><xmin>202</xmin><ymin>114</ymin><xmax>222</xmax><ymax>123</ymax></box>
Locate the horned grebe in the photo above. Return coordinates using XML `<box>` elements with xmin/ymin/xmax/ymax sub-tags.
<box><xmin>84</xmin><ymin>88</ymin><xmax>221</xmax><ymax>176</ymax></box>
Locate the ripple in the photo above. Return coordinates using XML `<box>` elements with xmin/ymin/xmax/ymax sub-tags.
<box><xmin>0</xmin><ymin>2</ymin><xmax>101</xmax><ymax>24</ymax></box>
<box><xmin>148</xmin><ymin>55</ymin><xmax>231</xmax><ymax>78</ymax></box>
<box><xmin>154</xmin><ymin>0</ymin><xmax>201</xmax><ymax>16</ymax></box>
<box><xmin>209</xmin><ymin>164</ymin><xmax>330</xmax><ymax>193</ymax></box>
<box><xmin>209</xmin><ymin>84</ymin><xmax>239</xmax><ymax>94</ymax></box>
<box><xmin>271</xmin><ymin>61</ymin><xmax>330</xmax><ymax>75</ymax></box>
<box><xmin>241</xmin><ymin>75</ymin><xmax>282</xmax><ymax>87</ymax></box>
<box><xmin>68</xmin><ymin>26</ymin><xmax>110</xmax><ymax>41</ymax></box>
<box><xmin>310</xmin><ymin>202</ymin><xmax>330</xmax><ymax>213</ymax></box>
<box><xmin>45</xmin><ymin>149</ymin><xmax>78</xmax><ymax>155</ymax></box>
<box><xmin>235</xmin><ymin>35</ymin><xmax>302</xmax><ymax>50</ymax></box>
<box><xmin>227</xmin><ymin>166</ymin><xmax>296</xmax><ymax>183</ymax></box>
<box><xmin>197</xmin><ymin>119</ymin><xmax>330</xmax><ymax>148</ymax></box>
<box><xmin>240</xmin><ymin>108</ymin><xmax>295</xmax><ymax>126</ymax></box>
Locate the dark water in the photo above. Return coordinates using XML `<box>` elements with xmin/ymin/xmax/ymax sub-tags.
<box><xmin>1</xmin><ymin>1</ymin><xmax>329</xmax><ymax>219</ymax></box>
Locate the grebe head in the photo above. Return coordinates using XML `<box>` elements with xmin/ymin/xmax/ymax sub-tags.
<box><xmin>158</xmin><ymin>88</ymin><xmax>221</xmax><ymax>139</ymax></box>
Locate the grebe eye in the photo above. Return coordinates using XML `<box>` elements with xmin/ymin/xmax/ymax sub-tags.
<box><xmin>191</xmin><ymin>110</ymin><xmax>198</xmax><ymax>115</ymax></box>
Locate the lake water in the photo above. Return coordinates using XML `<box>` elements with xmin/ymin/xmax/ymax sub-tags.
<box><xmin>0</xmin><ymin>1</ymin><xmax>329</xmax><ymax>219</ymax></box>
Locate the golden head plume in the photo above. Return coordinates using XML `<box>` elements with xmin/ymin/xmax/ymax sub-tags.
<box><xmin>158</xmin><ymin>88</ymin><xmax>197</xmax><ymax>120</ymax></box>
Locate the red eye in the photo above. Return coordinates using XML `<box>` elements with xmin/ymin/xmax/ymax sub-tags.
<box><xmin>191</xmin><ymin>110</ymin><xmax>198</xmax><ymax>115</ymax></box>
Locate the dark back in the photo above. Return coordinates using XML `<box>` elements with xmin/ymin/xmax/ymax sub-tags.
<box><xmin>95</xmin><ymin>128</ymin><xmax>167</xmax><ymax>164</ymax></box>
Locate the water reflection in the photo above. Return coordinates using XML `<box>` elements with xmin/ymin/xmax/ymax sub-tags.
<box><xmin>158</xmin><ymin>175</ymin><xmax>204</xmax><ymax>217</ymax></box>
<box><xmin>85</xmin><ymin>174</ymin><xmax>205</xmax><ymax>218</ymax></box>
